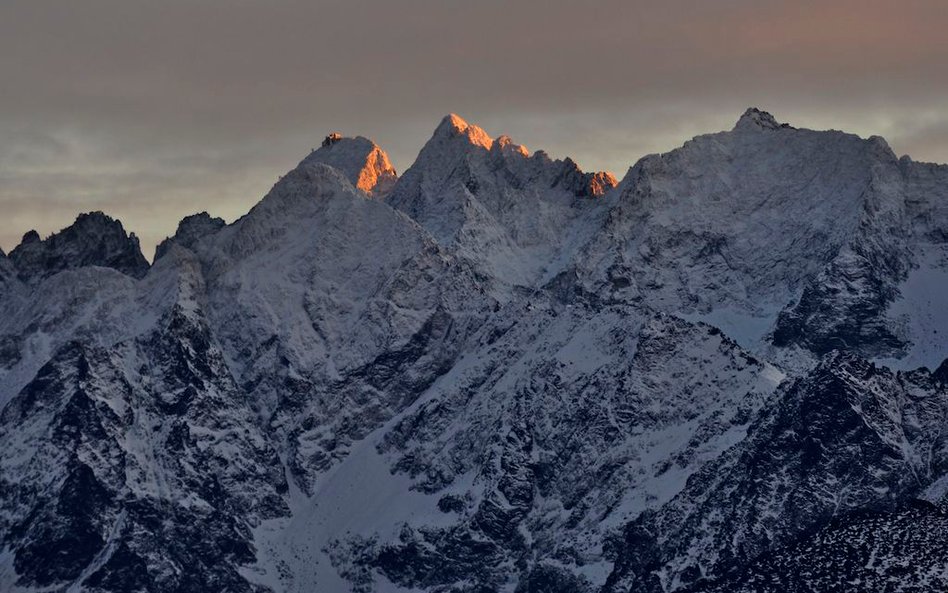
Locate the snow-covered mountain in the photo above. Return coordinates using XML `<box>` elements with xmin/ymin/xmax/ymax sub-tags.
<box><xmin>605</xmin><ymin>353</ymin><xmax>948</xmax><ymax>593</ymax></box>
<box><xmin>1</xmin><ymin>109</ymin><xmax>947</xmax><ymax>593</ymax></box>
<box><xmin>387</xmin><ymin>114</ymin><xmax>617</xmax><ymax>289</ymax></box>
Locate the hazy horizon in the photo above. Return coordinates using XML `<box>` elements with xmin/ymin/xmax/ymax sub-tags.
<box><xmin>3</xmin><ymin>0</ymin><xmax>948</xmax><ymax>257</ymax></box>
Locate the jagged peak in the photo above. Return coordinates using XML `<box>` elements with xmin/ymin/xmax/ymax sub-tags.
<box><xmin>867</xmin><ymin>134</ymin><xmax>898</xmax><ymax>160</ymax></box>
<box><xmin>549</xmin><ymin>156</ymin><xmax>619</xmax><ymax>198</ymax></box>
<box><xmin>532</xmin><ymin>149</ymin><xmax>553</xmax><ymax>164</ymax></box>
<box><xmin>12</xmin><ymin>212</ymin><xmax>125</xmax><ymax>251</ymax></box>
<box><xmin>177</xmin><ymin>211</ymin><xmax>225</xmax><ymax>233</ymax></box>
<box><xmin>735</xmin><ymin>107</ymin><xmax>788</xmax><ymax>131</ymax></box>
<box><xmin>8</xmin><ymin>211</ymin><xmax>149</xmax><ymax>281</ymax></box>
<box><xmin>587</xmin><ymin>170</ymin><xmax>619</xmax><ymax>197</ymax></box>
<box><xmin>20</xmin><ymin>230</ymin><xmax>41</xmax><ymax>245</ymax></box>
<box><xmin>493</xmin><ymin>134</ymin><xmax>529</xmax><ymax>157</ymax></box>
<box><xmin>300</xmin><ymin>134</ymin><xmax>397</xmax><ymax>197</ymax></box>
<box><xmin>76</xmin><ymin>210</ymin><xmax>126</xmax><ymax>229</ymax></box>
<box><xmin>397</xmin><ymin>114</ymin><xmax>619</xmax><ymax>204</ymax></box>
<box><xmin>155</xmin><ymin>212</ymin><xmax>226</xmax><ymax>260</ymax></box>
<box><xmin>433</xmin><ymin>113</ymin><xmax>493</xmax><ymax>150</ymax></box>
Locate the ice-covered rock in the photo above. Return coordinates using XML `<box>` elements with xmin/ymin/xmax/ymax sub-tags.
<box><xmin>335</xmin><ymin>309</ymin><xmax>783</xmax><ymax>591</ymax></box>
<box><xmin>0</xmin><ymin>304</ymin><xmax>288</xmax><ymax>591</ymax></box>
<box><xmin>606</xmin><ymin>353</ymin><xmax>948</xmax><ymax>592</ymax></box>
<box><xmin>689</xmin><ymin>500</ymin><xmax>948</xmax><ymax>593</ymax></box>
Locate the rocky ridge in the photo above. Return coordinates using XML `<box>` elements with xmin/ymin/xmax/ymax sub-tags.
<box><xmin>8</xmin><ymin>212</ymin><xmax>149</xmax><ymax>282</ymax></box>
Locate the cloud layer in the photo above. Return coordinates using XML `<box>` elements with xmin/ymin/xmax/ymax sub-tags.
<box><xmin>2</xmin><ymin>0</ymin><xmax>947</xmax><ymax>256</ymax></box>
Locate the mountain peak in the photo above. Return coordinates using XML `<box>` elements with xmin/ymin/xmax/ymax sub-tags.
<box><xmin>735</xmin><ymin>107</ymin><xmax>787</xmax><ymax>131</ymax></box>
<box><xmin>322</xmin><ymin>132</ymin><xmax>344</xmax><ymax>147</ymax></box>
<box><xmin>154</xmin><ymin>211</ymin><xmax>226</xmax><ymax>260</ymax></box>
<box><xmin>300</xmin><ymin>134</ymin><xmax>398</xmax><ymax>197</ymax></box>
<box><xmin>20</xmin><ymin>230</ymin><xmax>41</xmax><ymax>245</ymax></box>
<box><xmin>586</xmin><ymin>170</ymin><xmax>619</xmax><ymax>197</ymax></box>
<box><xmin>493</xmin><ymin>134</ymin><xmax>529</xmax><ymax>157</ymax></box>
<box><xmin>8</xmin><ymin>211</ymin><xmax>149</xmax><ymax>281</ymax></box>
<box><xmin>433</xmin><ymin>113</ymin><xmax>493</xmax><ymax>150</ymax></box>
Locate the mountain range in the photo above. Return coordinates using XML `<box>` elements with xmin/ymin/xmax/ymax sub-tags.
<box><xmin>1</xmin><ymin>108</ymin><xmax>947</xmax><ymax>593</ymax></box>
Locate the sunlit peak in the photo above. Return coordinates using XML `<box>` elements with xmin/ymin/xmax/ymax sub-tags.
<box><xmin>437</xmin><ymin>113</ymin><xmax>493</xmax><ymax>150</ymax></box>
<box><xmin>495</xmin><ymin>135</ymin><xmax>529</xmax><ymax>157</ymax></box>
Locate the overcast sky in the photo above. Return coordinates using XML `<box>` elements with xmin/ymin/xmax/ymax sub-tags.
<box><xmin>2</xmin><ymin>0</ymin><xmax>948</xmax><ymax>257</ymax></box>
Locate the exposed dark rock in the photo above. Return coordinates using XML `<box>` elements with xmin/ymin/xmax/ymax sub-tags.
<box><xmin>8</xmin><ymin>212</ymin><xmax>149</xmax><ymax>281</ymax></box>
<box><xmin>687</xmin><ymin>500</ymin><xmax>948</xmax><ymax>593</ymax></box>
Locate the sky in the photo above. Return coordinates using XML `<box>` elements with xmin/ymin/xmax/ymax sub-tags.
<box><xmin>2</xmin><ymin>0</ymin><xmax>948</xmax><ymax>258</ymax></box>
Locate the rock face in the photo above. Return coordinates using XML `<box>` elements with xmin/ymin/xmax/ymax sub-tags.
<box><xmin>605</xmin><ymin>353</ymin><xmax>948</xmax><ymax>593</ymax></box>
<box><xmin>688</xmin><ymin>500</ymin><xmax>948</xmax><ymax>593</ymax></box>
<box><xmin>344</xmin><ymin>311</ymin><xmax>782</xmax><ymax>592</ymax></box>
<box><xmin>2</xmin><ymin>110</ymin><xmax>948</xmax><ymax>593</ymax></box>
<box><xmin>154</xmin><ymin>212</ymin><xmax>226</xmax><ymax>260</ymax></box>
<box><xmin>0</xmin><ymin>304</ymin><xmax>288</xmax><ymax>592</ymax></box>
<box><xmin>386</xmin><ymin>114</ymin><xmax>618</xmax><ymax>288</ymax></box>
<box><xmin>8</xmin><ymin>212</ymin><xmax>149</xmax><ymax>281</ymax></box>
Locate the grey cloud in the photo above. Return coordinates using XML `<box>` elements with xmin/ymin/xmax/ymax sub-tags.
<box><xmin>2</xmin><ymin>0</ymin><xmax>948</xmax><ymax>255</ymax></box>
